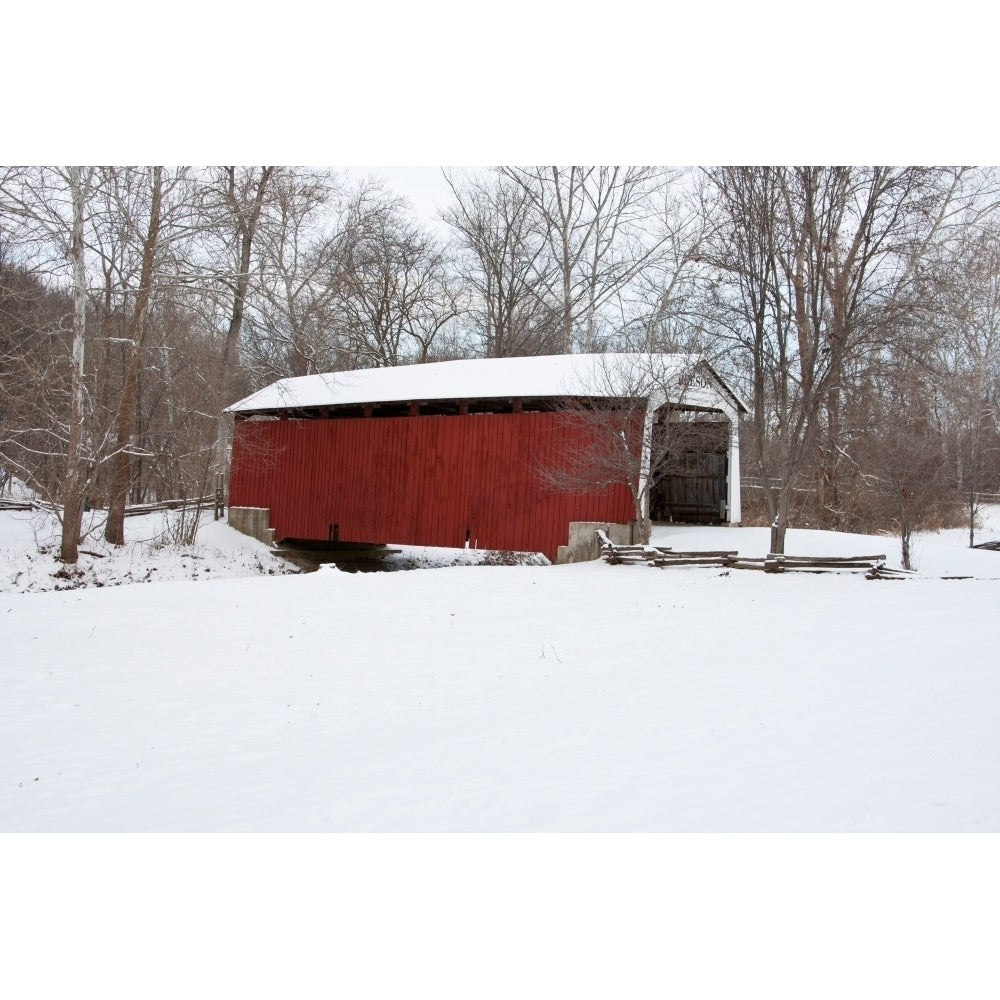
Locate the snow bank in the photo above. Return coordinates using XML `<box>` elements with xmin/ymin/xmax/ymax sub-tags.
<box><xmin>0</xmin><ymin>508</ymin><xmax>297</xmax><ymax>593</ymax></box>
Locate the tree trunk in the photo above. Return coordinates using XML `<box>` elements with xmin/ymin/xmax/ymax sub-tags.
<box><xmin>770</xmin><ymin>517</ymin><xmax>785</xmax><ymax>556</ymax></box>
<box><xmin>212</xmin><ymin>167</ymin><xmax>275</xmax><ymax>510</ymax></box>
<box><xmin>770</xmin><ymin>488</ymin><xmax>792</xmax><ymax>555</ymax></box>
<box><xmin>899</xmin><ymin>493</ymin><xmax>913</xmax><ymax>570</ymax></box>
<box><xmin>60</xmin><ymin>167</ymin><xmax>91</xmax><ymax>564</ymax></box>
<box><xmin>106</xmin><ymin>167</ymin><xmax>163</xmax><ymax>546</ymax></box>
<box><xmin>901</xmin><ymin>529</ymin><xmax>912</xmax><ymax>571</ymax></box>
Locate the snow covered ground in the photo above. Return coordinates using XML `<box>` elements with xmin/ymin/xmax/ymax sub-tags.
<box><xmin>0</xmin><ymin>506</ymin><xmax>296</xmax><ymax>592</ymax></box>
<box><xmin>2</xmin><ymin>506</ymin><xmax>1000</xmax><ymax>831</ymax></box>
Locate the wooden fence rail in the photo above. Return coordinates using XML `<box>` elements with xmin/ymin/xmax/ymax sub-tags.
<box><xmin>0</xmin><ymin>495</ymin><xmax>216</xmax><ymax>517</ymax></box>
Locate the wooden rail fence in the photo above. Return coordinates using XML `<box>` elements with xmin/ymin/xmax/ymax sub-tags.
<box><xmin>594</xmin><ymin>529</ymin><xmax>907</xmax><ymax>578</ymax></box>
<box><xmin>0</xmin><ymin>495</ymin><xmax>215</xmax><ymax>517</ymax></box>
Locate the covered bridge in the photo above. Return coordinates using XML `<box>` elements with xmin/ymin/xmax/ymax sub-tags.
<box><xmin>226</xmin><ymin>353</ymin><xmax>746</xmax><ymax>562</ymax></box>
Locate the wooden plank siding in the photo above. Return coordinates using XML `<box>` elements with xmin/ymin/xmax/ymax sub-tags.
<box><xmin>229</xmin><ymin>411</ymin><xmax>636</xmax><ymax>561</ymax></box>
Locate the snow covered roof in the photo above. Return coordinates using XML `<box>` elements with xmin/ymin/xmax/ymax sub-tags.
<box><xmin>228</xmin><ymin>353</ymin><xmax>747</xmax><ymax>414</ymax></box>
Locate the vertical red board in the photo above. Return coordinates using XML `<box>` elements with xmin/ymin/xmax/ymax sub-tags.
<box><xmin>230</xmin><ymin>411</ymin><xmax>635</xmax><ymax>561</ymax></box>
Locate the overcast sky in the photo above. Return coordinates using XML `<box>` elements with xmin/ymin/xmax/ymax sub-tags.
<box><xmin>351</xmin><ymin>166</ymin><xmax>450</xmax><ymax>221</ymax></box>
<box><xmin>349</xmin><ymin>166</ymin><xmax>483</xmax><ymax>229</ymax></box>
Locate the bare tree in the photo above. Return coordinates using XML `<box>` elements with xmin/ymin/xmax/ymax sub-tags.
<box><xmin>334</xmin><ymin>191</ymin><xmax>459</xmax><ymax>367</ymax></box>
<box><xmin>442</xmin><ymin>169</ymin><xmax>561</xmax><ymax>357</ymax></box>
<box><xmin>212</xmin><ymin>167</ymin><xmax>276</xmax><ymax>383</ymax></box>
<box><xmin>201</xmin><ymin>166</ymin><xmax>276</xmax><ymax>503</ymax></box>
<box><xmin>852</xmin><ymin>360</ymin><xmax>954</xmax><ymax>569</ymax></box>
<box><xmin>102</xmin><ymin>167</ymin><xmax>166</xmax><ymax>545</ymax></box>
<box><xmin>59</xmin><ymin>168</ymin><xmax>94</xmax><ymax>562</ymax></box>
<box><xmin>242</xmin><ymin>171</ymin><xmax>344</xmax><ymax>380</ymax></box>
<box><xmin>706</xmin><ymin>167</ymin><xmax>802</xmax><ymax>552</ymax></box>
<box><xmin>616</xmin><ymin>170</ymin><xmax>722</xmax><ymax>360</ymax></box>
<box><xmin>499</xmin><ymin>166</ymin><xmax>668</xmax><ymax>353</ymax></box>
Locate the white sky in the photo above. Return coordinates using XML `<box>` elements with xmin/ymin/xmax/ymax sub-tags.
<box><xmin>347</xmin><ymin>166</ymin><xmax>481</xmax><ymax>228</ymax></box>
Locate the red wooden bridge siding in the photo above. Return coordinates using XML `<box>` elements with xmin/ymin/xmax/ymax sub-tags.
<box><xmin>230</xmin><ymin>412</ymin><xmax>634</xmax><ymax>560</ymax></box>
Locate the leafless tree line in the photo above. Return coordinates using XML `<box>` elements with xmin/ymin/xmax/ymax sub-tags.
<box><xmin>706</xmin><ymin>166</ymin><xmax>1000</xmax><ymax>562</ymax></box>
<box><xmin>2</xmin><ymin>165</ymin><xmax>1000</xmax><ymax>565</ymax></box>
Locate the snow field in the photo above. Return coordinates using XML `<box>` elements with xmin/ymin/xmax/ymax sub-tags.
<box><xmin>3</xmin><ymin>539</ymin><xmax>999</xmax><ymax>831</ymax></box>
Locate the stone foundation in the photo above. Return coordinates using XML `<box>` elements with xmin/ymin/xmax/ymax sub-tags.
<box><xmin>228</xmin><ymin>507</ymin><xmax>276</xmax><ymax>546</ymax></box>
<box><xmin>556</xmin><ymin>521</ymin><xmax>634</xmax><ymax>564</ymax></box>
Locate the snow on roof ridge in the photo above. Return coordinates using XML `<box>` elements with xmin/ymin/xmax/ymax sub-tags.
<box><xmin>227</xmin><ymin>352</ymin><xmax>714</xmax><ymax>413</ymax></box>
